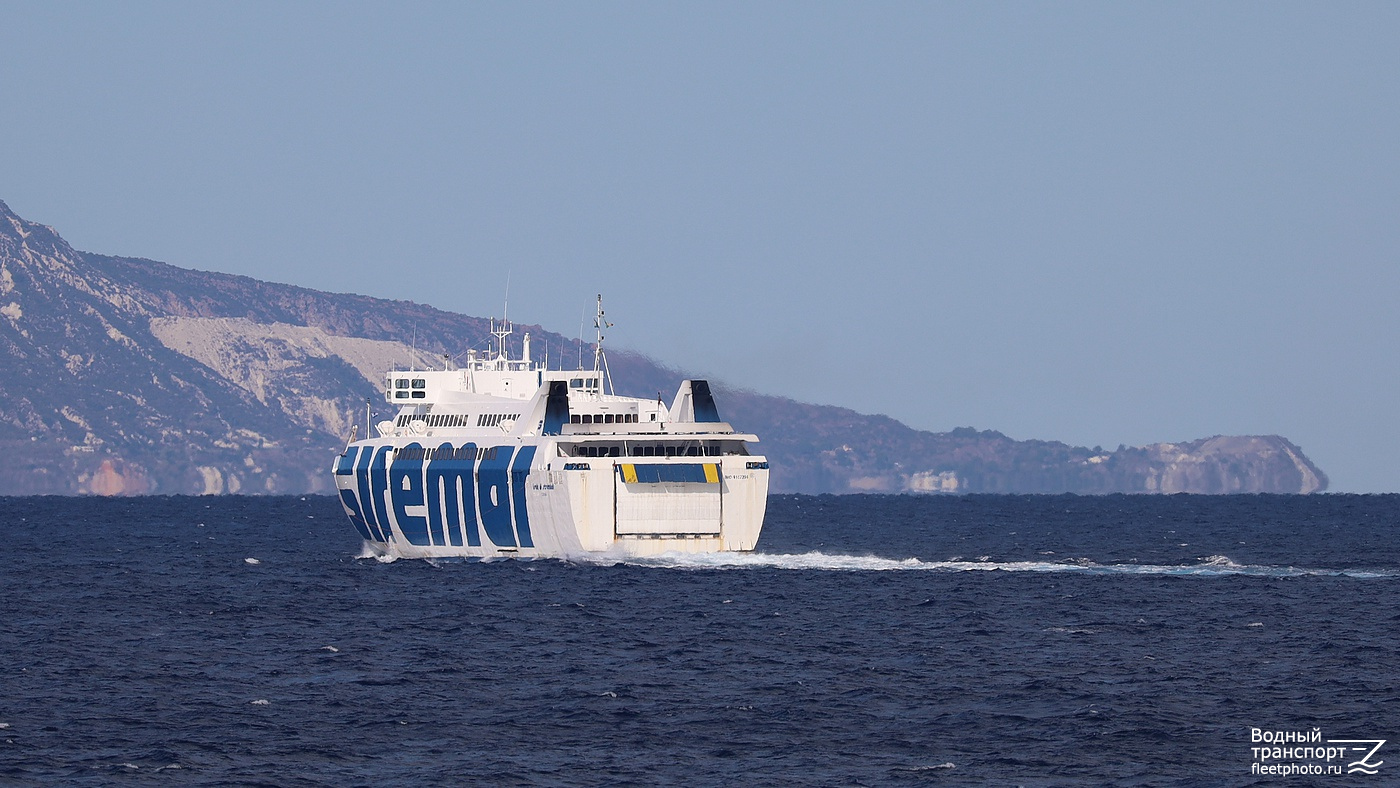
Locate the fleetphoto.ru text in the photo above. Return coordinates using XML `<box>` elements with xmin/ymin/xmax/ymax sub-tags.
<box><xmin>1250</xmin><ymin>728</ymin><xmax>1385</xmax><ymax>777</ymax></box>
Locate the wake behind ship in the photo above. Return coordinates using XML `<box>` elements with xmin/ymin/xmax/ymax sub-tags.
<box><xmin>332</xmin><ymin>298</ymin><xmax>770</xmax><ymax>558</ymax></box>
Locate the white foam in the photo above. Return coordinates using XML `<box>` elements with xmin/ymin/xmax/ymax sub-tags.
<box><xmin>355</xmin><ymin>541</ymin><xmax>402</xmax><ymax>562</ymax></box>
<box><xmin>892</xmin><ymin>763</ymin><xmax>956</xmax><ymax>773</ymax></box>
<box><xmin>582</xmin><ymin>550</ymin><xmax>1398</xmax><ymax>578</ymax></box>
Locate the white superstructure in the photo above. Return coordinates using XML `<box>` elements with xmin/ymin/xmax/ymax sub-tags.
<box><xmin>332</xmin><ymin>297</ymin><xmax>769</xmax><ymax>558</ymax></box>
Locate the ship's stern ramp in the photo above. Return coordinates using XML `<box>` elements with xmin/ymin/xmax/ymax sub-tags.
<box><xmin>615</xmin><ymin>462</ymin><xmax>723</xmax><ymax>536</ymax></box>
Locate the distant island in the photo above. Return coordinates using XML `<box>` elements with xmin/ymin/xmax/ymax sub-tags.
<box><xmin>0</xmin><ymin>199</ymin><xmax>1326</xmax><ymax>496</ymax></box>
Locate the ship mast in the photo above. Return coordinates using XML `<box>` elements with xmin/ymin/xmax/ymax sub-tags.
<box><xmin>492</xmin><ymin>277</ymin><xmax>513</xmax><ymax>367</ymax></box>
<box><xmin>490</xmin><ymin>317</ymin><xmax>512</xmax><ymax>366</ymax></box>
<box><xmin>593</xmin><ymin>294</ymin><xmax>615</xmax><ymax>395</ymax></box>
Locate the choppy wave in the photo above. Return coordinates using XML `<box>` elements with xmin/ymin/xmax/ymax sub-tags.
<box><xmin>594</xmin><ymin>550</ymin><xmax>1399</xmax><ymax>578</ymax></box>
<box><xmin>9</xmin><ymin>494</ymin><xmax>1400</xmax><ymax>785</ymax></box>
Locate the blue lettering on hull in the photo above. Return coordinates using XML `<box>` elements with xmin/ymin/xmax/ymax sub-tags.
<box><xmin>354</xmin><ymin>446</ymin><xmax>388</xmax><ymax>542</ymax></box>
<box><xmin>511</xmin><ymin>445</ymin><xmax>537</xmax><ymax>548</ymax></box>
<box><xmin>476</xmin><ymin>446</ymin><xmax>514</xmax><ymax>547</ymax></box>
<box><xmin>339</xmin><ymin>443</ymin><xmax>535</xmax><ymax>550</ymax></box>
<box><xmin>368</xmin><ymin>446</ymin><xmax>393</xmax><ymax>541</ymax></box>
<box><xmin>334</xmin><ymin>447</ymin><xmax>374</xmax><ymax>540</ymax></box>
<box><xmin>426</xmin><ymin>441</ymin><xmax>474</xmax><ymax>547</ymax></box>
<box><xmin>390</xmin><ymin>442</ymin><xmax>430</xmax><ymax>545</ymax></box>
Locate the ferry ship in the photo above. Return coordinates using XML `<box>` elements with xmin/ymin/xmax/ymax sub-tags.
<box><xmin>332</xmin><ymin>297</ymin><xmax>770</xmax><ymax>558</ymax></box>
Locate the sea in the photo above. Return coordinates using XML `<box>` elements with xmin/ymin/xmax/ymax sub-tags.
<box><xmin>2</xmin><ymin>493</ymin><xmax>1396</xmax><ymax>787</ymax></box>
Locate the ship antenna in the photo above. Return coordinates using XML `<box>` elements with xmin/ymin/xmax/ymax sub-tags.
<box><xmin>502</xmin><ymin>272</ymin><xmax>511</xmax><ymax>328</ymax></box>
<box><xmin>592</xmin><ymin>294</ymin><xmax>604</xmax><ymax>374</ymax></box>
<box><xmin>577</xmin><ymin>307</ymin><xmax>588</xmax><ymax>369</ymax></box>
<box><xmin>490</xmin><ymin>273</ymin><xmax>514</xmax><ymax>363</ymax></box>
<box><xmin>593</xmin><ymin>294</ymin><xmax>615</xmax><ymax>394</ymax></box>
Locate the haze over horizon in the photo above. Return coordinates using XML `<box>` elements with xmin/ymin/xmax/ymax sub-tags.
<box><xmin>3</xmin><ymin>3</ymin><xmax>1397</xmax><ymax>491</ymax></box>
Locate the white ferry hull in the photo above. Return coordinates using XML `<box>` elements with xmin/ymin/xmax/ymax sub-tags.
<box><xmin>333</xmin><ymin>438</ymin><xmax>769</xmax><ymax>559</ymax></box>
<box><xmin>332</xmin><ymin>301</ymin><xmax>769</xmax><ymax>559</ymax></box>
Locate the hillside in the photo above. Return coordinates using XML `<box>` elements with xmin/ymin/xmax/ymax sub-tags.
<box><xmin>0</xmin><ymin>199</ymin><xmax>1326</xmax><ymax>495</ymax></box>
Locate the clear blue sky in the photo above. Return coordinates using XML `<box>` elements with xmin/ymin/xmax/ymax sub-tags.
<box><xmin>3</xmin><ymin>2</ymin><xmax>1397</xmax><ymax>491</ymax></box>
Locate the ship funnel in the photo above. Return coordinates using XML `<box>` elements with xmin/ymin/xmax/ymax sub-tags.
<box><xmin>669</xmin><ymin>380</ymin><xmax>722</xmax><ymax>423</ymax></box>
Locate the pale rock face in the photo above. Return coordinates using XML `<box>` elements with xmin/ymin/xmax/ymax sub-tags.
<box><xmin>150</xmin><ymin>316</ymin><xmax>438</xmax><ymax>390</ymax></box>
<box><xmin>906</xmin><ymin>470</ymin><xmax>961</xmax><ymax>493</ymax></box>
<box><xmin>82</xmin><ymin>459</ymin><xmax>153</xmax><ymax>496</ymax></box>
<box><xmin>196</xmin><ymin>466</ymin><xmax>225</xmax><ymax>495</ymax></box>
<box><xmin>88</xmin><ymin>461</ymin><xmax>127</xmax><ymax>496</ymax></box>
<box><xmin>1138</xmin><ymin>436</ymin><xmax>1326</xmax><ymax>495</ymax></box>
<box><xmin>150</xmin><ymin>316</ymin><xmax>438</xmax><ymax>436</ymax></box>
<box><xmin>1281</xmin><ymin>444</ymin><xmax>1326</xmax><ymax>494</ymax></box>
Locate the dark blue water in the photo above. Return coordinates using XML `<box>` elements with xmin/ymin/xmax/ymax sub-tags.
<box><xmin>2</xmin><ymin>494</ymin><xmax>1397</xmax><ymax>786</ymax></box>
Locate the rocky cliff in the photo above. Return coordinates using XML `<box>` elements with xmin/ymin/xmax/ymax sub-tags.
<box><xmin>0</xmin><ymin>199</ymin><xmax>1327</xmax><ymax>495</ymax></box>
<box><xmin>714</xmin><ymin>396</ymin><xmax>1326</xmax><ymax>495</ymax></box>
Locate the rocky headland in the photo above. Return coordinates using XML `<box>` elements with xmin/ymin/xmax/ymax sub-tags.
<box><xmin>0</xmin><ymin>199</ymin><xmax>1326</xmax><ymax>495</ymax></box>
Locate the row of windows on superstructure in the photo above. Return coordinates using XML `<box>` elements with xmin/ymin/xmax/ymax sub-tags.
<box><xmin>387</xmin><ymin>375</ymin><xmax>632</xmax><ymax>400</ymax></box>
<box><xmin>389</xmin><ymin>410</ymin><xmax>644</xmax><ymax>429</ymax></box>
<box><xmin>573</xmin><ymin>444</ymin><xmax>726</xmax><ymax>458</ymax></box>
<box><xmin>570</xmin><ymin>413</ymin><xmax>641</xmax><ymax>425</ymax></box>
<box><xmin>394</xmin><ymin>413</ymin><xmax>519</xmax><ymax>428</ymax></box>
<box><xmin>391</xmin><ymin>378</ymin><xmax>428</xmax><ymax>399</ymax></box>
<box><xmin>394</xmin><ymin>446</ymin><xmax>499</xmax><ymax>461</ymax></box>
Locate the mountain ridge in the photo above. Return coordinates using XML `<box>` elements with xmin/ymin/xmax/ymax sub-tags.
<box><xmin>0</xmin><ymin>199</ymin><xmax>1327</xmax><ymax>495</ymax></box>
